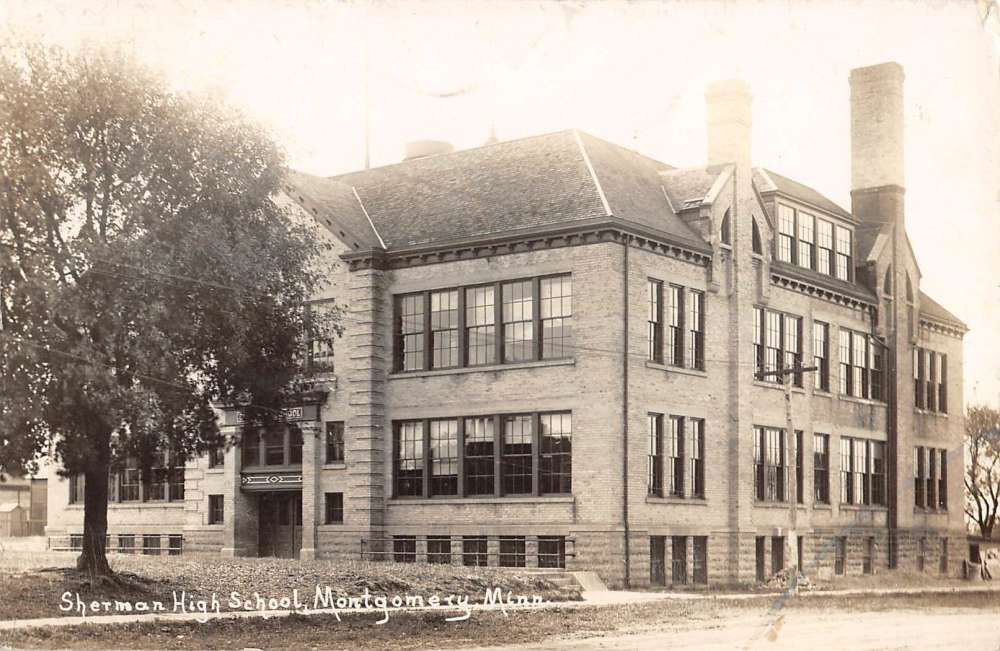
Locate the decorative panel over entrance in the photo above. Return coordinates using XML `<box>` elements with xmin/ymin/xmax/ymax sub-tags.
<box><xmin>240</xmin><ymin>471</ymin><xmax>303</xmax><ymax>492</ymax></box>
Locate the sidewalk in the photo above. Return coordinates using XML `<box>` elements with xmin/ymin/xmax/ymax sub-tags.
<box><xmin>2</xmin><ymin>583</ymin><xmax>998</xmax><ymax>632</ymax></box>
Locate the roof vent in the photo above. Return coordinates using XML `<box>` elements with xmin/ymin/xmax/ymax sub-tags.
<box><xmin>403</xmin><ymin>140</ymin><xmax>454</xmax><ymax>161</ymax></box>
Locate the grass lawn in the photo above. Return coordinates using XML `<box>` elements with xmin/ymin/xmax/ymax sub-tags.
<box><xmin>3</xmin><ymin>591</ymin><xmax>999</xmax><ymax>650</ymax></box>
<box><xmin>0</xmin><ymin>552</ymin><xmax>580</xmax><ymax>622</ymax></box>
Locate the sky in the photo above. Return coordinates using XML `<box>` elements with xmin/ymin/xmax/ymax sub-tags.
<box><xmin>4</xmin><ymin>0</ymin><xmax>999</xmax><ymax>407</ymax></box>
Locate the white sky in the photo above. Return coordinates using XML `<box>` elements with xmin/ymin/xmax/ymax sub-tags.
<box><xmin>5</xmin><ymin>0</ymin><xmax>1000</xmax><ymax>407</ymax></box>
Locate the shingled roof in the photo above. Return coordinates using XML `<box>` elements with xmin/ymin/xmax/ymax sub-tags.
<box><xmin>285</xmin><ymin>131</ymin><xmax>857</xmax><ymax>257</ymax></box>
<box><xmin>286</xmin><ymin>130</ymin><xmax>708</xmax><ymax>253</ymax></box>
<box><xmin>920</xmin><ymin>290</ymin><xmax>967</xmax><ymax>329</ymax></box>
<box><xmin>753</xmin><ymin>168</ymin><xmax>853</xmax><ymax>220</ymax></box>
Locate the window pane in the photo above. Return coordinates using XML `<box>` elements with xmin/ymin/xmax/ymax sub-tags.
<box><xmin>464</xmin><ymin>416</ymin><xmax>495</xmax><ymax>496</ymax></box>
<box><xmin>429</xmin><ymin>419</ymin><xmax>458</xmax><ymax>496</ymax></box>
<box><xmin>394</xmin><ymin>421</ymin><xmax>424</xmax><ymax>497</ymax></box>
<box><xmin>502</xmin><ymin>415</ymin><xmax>533</xmax><ymax>494</ymax></box>
<box><xmin>502</xmin><ymin>281</ymin><xmax>534</xmax><ymax>362</ymax></box>
<box><xmin>397</xmin><ymin>294</ymin><xmax>425</xmax><ymax>371</ymax></box>
<box><xmin>540</xmin><ymin>412</ymin><xmax>572</xmax><ymax>494</ymax></box>
<box><xmin>541</xmin><ymin>276</ymin><xmax>573</xmax><ymax>359</ymax></box>
<box><xmin>431</xmin><ymin>290</ymin><xmax>458</xmax><ymax>368</ymax></box>
<box><xmin>465</xmin><ymin>286</ymin><xmax>496</xmax><ymax>366</ymax></box>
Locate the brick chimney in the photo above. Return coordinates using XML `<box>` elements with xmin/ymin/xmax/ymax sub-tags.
<box><xmin>850</xmin><ymin>62</ymin><xmax>905</xmax><ymax>224</ymax></box>
<box><xmin>705</xmin><ymin>80</ymin><xmax>752</xmax><ymax>167</ymax></box>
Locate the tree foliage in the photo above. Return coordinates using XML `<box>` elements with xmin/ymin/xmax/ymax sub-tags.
<box><xmin>0</xmin><ymin>40</ymin><xmax>337</xmax><ymax>575</ymax></box>
<box><xmin>965</xmin><ymin>404</ymin><xmax>1000</xmax><ymax>539</ymax></box>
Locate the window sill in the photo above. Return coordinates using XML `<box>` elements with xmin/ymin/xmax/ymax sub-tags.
<box><xmin>914</xmin><ymin>507</ymin><xmax>949</xmax><ymax>514</ymax></box>
<box><xmin>322</xmin><ymin>463</ymin><xmax>347</xmax><ymax>470</ymax></box>
<box><xmin>837</xmin><ymin>394</ymin><xmax>887</xmax><ymax>408</ymax></box>
<box><xmin>644</xmin><ymin>361</ymin><xmax>707</xmax><ymax>377</ymax></box>
<box><xmin>389</xmin><ymin>357</ymin><xmax>575</xmax><ymax>380</ymax></box>
<box><xmin>753</xmin><ymin>380</ymin><xmax>806</xmax><ymax>394</ymax></box>
<box><xmin>205</xmin><ymin>469</ymin><xmax>224</xmax><ymax>474</ymax></box>
<box><xmin>66</xmin><ymin>502</ymin><xmax>187</xmax><ymax>510</ymax></box>
<box><xmin>752</xmin><ymin>501</ymin><xmax>805</xmax><ymax>510</ymax></box>
<box><xmin>242</xmin><ymin>464</ymin><xmax>304</xmax><ymax>473</ymax></box>
<box><xmin>645</xmin><ymin>495</ymin><xmax>708</xmax><ymax>505</ymax></box>
<box><xmin>812</xmin><ymin>503</ymin><xmax>833</xmax><ymax>510</ymax></box>
<box><xmin>914</xmin><ymin>409</ymin><xmax>949</xmax><ymax>419</ymax></box>
<box><xmin>813</xmin><ymin>390</ymin><xmax>833</xmax><ymax>399</ymax></box>
<box><xmin>387</xmin><ymin>495</ymin><xmax>574</xmax><ymax>506</ymax></box>
<box><xmin>318</xmin><ymin>523</ymin><xmax>345</xmax><ymax>529</ymax></box>
<box><xmin>839</xmin><ymin>504</ymin><xmax>888</xmax><ymax>512</ymax></box>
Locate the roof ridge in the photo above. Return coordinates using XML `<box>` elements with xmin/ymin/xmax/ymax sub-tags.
<box><xmin>327</xmin><ymin>129</ymin><xmax>577</xmax><ymax>180</ymax></box>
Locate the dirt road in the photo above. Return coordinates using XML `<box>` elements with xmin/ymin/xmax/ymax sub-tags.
<box><xmin>473</xmin><ymin>608</ymin><xmax>1000</xmax><ymax>650</ymax></box>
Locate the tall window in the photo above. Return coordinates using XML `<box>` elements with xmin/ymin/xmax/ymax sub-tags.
<box><xmin>324</xmin><ymin>492</ymin><xmax>344</xmax><ymax>524</ymax></box>
<box><xmin>914</xmin><ymin>348</ymin><xmax>948</xmax><ymax>413</ymax></box>
<box><xmin>854</xmin><ymin>438</ymin><xmax>870</xmax><ymax>505</ymax></box>
<box><xmin>798</xmin><ymin>212</ymin><xmax>814</xmax><ymax>269</ymax></box>
<box><xmin>647</xmin><ymin>280</ymin><xmax>663</xmax><ymax>363</ymax></box>
<box><xmin>119</xmin><ymin>457</ymin><xmax>141</xmax><ymax>502</ymax></box>
<box><xmin>539</xmin><ymin>412</ymin><xmax>572</xmax><ymax>494</ymax></box>
<box><xmin>464</xmin><ymin>417</ymin><xmax>495</xmax><ymax>496</ymax></box>
<box><xmin>777</xmin><ymin>205</ymin><xmax>795</xmax><ymax>263</ymax></box>
<box><xmin>754</xmin><ymin>426</ymin><xmax>785</xmax><ymax>502</ymax></box>
<box><xmin>326</xmin><ymin>421</ymin><xmax>345</xmax><ymax>464</ymax></box>
<box><xmin>465</xmin><ymin>286</ymin><xmax>496</xmax><ymax>366</ymax></box>
<box><xmin>687</xmin><ymin>290</ymin><xmax>705</xmax><ymax>371</ymax></box>
<box><xmin>648</xmin><ymin>414</ymin><xmax>663</xmax><ymax>496</ymax></box>
<box><xmin>939</xmin><ymin>354</ymin><xmax>948</xmax><ymax>413</ymax></box>
<box><xmin>429</xmin><ymin>419</ymin><xmax>458</xmax><ymax>496</ymax></box>
<box><xmin>817</xmin><ymin>220</ymin><xmax>833</xmax><ymax>275</ymax></box>
<box><xmin>394</xmin><ymin>421</ymin><xmax>424</xmax><ymax>497</ymax></box>
<box><xmin>752</xmin><ymin>218</ymin><xmax>763</xmax><ymax>254</ymax></box>
<box><xmin>794</xmin><ymin>430</ymin><xmax>804</xmax><ymax>504</ymax></box>
<box><xmin>430</xmin><ymin>289</ymin><xmax>459</xmax><ymax>369</ymax></box>
<box><xmin>502</xmin><ymin>414</ymin><xmax>533</xmax><ymax>494</ymax></box>
<box><xmin>840</xmin><ymin>438</ymin><xmax>853</xmax><ymax>504</ymax></box>
<box><xmin>927</xmin><ymin>449</ymin><xmax>937</xmax><ymax>509</ymax></box>
<box><xmin>835</xmin><ymin>226</ymin><xmax>852</xmax><ymax>281</ymax></box>
<box><xmin>840</xmin><ymin>329</ymin><xmax>881</xmax><ymax>400</ymax></box>
<box><xmin>667</xmin><ymin>286</ymin><xmax>684</xmax><ymax>366</ymax></box>
<box><xmin>721</xmin><ymin>209</ymin><xmax>732</xmax><ymax>245</ymax></box>
<box><xmin>68</xmin><ymin>475</ymin><xmax>84</xmax><ymax>504</ymax></box>
<box><xmin>914</xmin><ymin>446</ymin><xmax>925</xmax><ymax>508</ymax></box>
<box><xmin>872</xmin><ymin>441</ymin><xmax>886</xmax><ymax>506</ymax></box>
<box><xmin>871</xmin><ymin>343</ymin><xmax>884</xmax><ymax>402</ymax></box>
<box><xmin>689</xmin><ymin>419</ymin><xmax>705</xmax><ymax>498</ymax></box>
<box><xmin>305</xmin><ymin>299</ymin><xmax>337</xmax><ymax>373</ymax></box>
<box><xmin>208</xmin><ymin>494</ymin><xmax>224</xmax><ymax>525</ymax></box>
<box><xmin>755</xmin><ymin>307</ymin><xmax>801</xmax><ymax>385</ymax></box>
<box><xmin>939</xmin><ymin>449</ymin><xmax>948</xmax><ymax>509</ymax></box>
<box><xmin>784</xmin><ymin>314</ymin><xmax>803</xmax><ymax>386</ymax></box>
<box><xmin>814</xmin><ymin>434</ymin><xmax>830</xmax><ymax>503</ymax></box>
<box><xmin>395</xmin><ymin>294</ymin><xmax>425</xmax><ymax>371</ymax></box>
<box><xmin>667</xmin><ymin>416</ymin><xmax>685</xmax><ymax>496</ymax></box>
<box><xmin>540</xmin><ymin>276</ymin><xmax>573</xmax><ymax>359</ymax></box>
<box><xmin>502</xmin><ymin>280</ymin><xmax>534</xmax><ymax>362</ymax></box>
<box><xmin>813</xmin><ymin>321</ymin><xmax>829</xmax><ymax>391</ymax></box>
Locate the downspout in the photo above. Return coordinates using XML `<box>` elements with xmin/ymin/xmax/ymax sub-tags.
<box><xmin>622</xmin><ymin>234</ymin><xmax>631</xmax><ymax>588</ymax></box>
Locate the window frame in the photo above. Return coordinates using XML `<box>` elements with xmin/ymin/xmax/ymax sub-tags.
<box><xmin>324</xmin><ymin>492</ymin><xmax>344</xmax><ymax>524</ymax></box>
<box><xmin>754</xmin><ymin>307</ymin><xmax>802</xmax><ymax>386</ymax></box>
<box><xmin>325</xmin><ymin>421</ymin><xmax>345</xmax><ymax>464</ymax></box>
<box><xmin>813</xmin><ymin>433</ymin><xmax>830</xmax><ymax>504</ymax></box>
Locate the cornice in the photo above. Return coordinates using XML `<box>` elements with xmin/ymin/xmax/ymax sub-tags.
<box><xmin>769</xmin><ymin>269</ymin><xmax>875</xmax><ymax>312</ymax></box>
<box><xmin>919</xmin><ymin>316</ymin><xmax>967</xmax><ymax>339</ymax></box>
<box><xmin>340</xmin><ymin>218</ymin><xmax>713</xmax><ymax>272</ymax></box>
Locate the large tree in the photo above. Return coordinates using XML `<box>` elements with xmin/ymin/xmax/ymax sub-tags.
<box><xmin>0</xmin><ymin>42</ymin><xmax>336</xmax><ymax>577</ymax></box>
<box><xmin>965</xmin><ymin>404</ymin><xmax>1000</xmax><ymax>539</ymax></box>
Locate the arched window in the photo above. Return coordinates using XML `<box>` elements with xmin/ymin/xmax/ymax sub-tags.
<box><xmin>905</xmin><ymin>274</ymin><xmax>914</xmax><ymax>302</ymax></box>
<box><xmin>721</xmin><ymin>209</ymin><xmax>732</xmax><ymax>246</ymax></box>
<box><xmin>751</xmin><ymin>218</ymin><xmax>763</xmax><ymax>255</ymax></box>
<box><xmin>883</xmin><ymin>266</ymin><xmax>893</xmax><ymax>295</ymax></box>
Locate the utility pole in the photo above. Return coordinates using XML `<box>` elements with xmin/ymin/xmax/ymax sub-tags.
<box><xmin>756</xmin><ymin>363</ymin><xmax>817</xmax><ymax>589</ymax></box>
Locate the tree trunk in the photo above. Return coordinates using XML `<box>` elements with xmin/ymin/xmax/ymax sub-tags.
<box><xmin>77</xmin><ymin>441</ymin><xmax>113</xmax><ymax>577</ymax></box>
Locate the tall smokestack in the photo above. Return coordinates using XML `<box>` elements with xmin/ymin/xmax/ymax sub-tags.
<box><xmin>705</xmin><ymin>80</ymin><xmax>752</xmax><ymax>167</ymax></box>
<box><xmin>850</xmin><ymin>62</ymin><xmax>905</xmax><ymax>224</ymax></box>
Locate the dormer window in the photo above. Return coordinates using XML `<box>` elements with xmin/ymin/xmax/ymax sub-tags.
<box><xmin>774</xmin><ymin>202</ymin><xmax>852</xmax><ymax>282</ymax></box>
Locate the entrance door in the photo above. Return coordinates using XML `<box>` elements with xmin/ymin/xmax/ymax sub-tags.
<box><xmin>258</xmin><ymin>493</ymin><xmax>302</xmax><ymax>559</ymax></box>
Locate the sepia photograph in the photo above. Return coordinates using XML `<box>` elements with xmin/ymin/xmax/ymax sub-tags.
<box><xmin>1</xmin><ymin>1</ymin><xmax>999</xmax><ymax>649</ymax></box>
